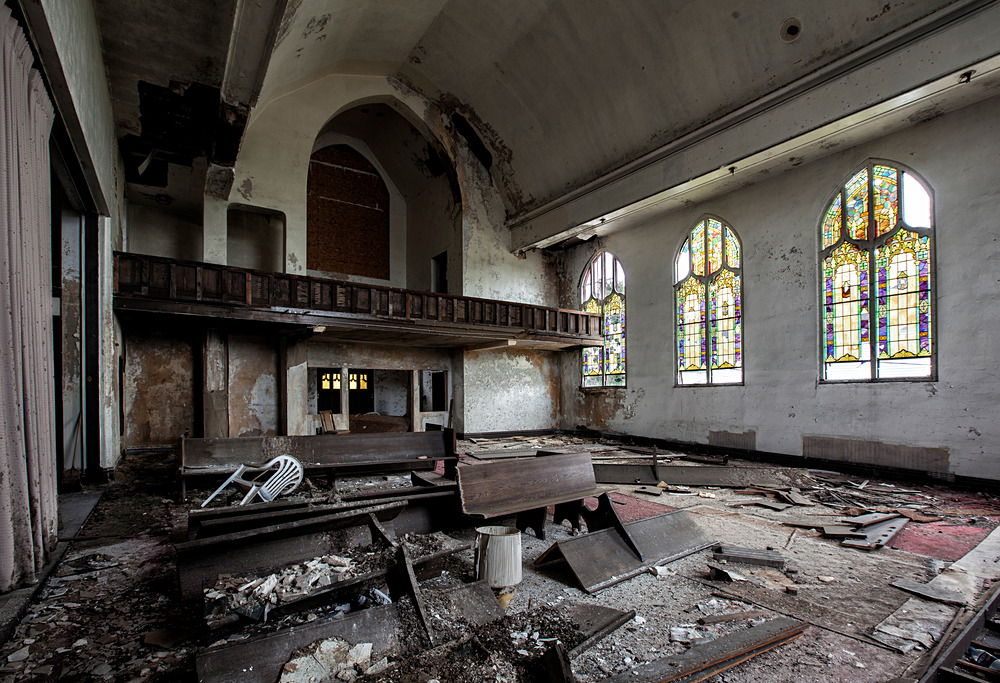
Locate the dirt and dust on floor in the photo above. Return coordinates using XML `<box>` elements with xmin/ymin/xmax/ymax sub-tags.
<box><xmin>3</xmin><ymin>436</ymin><xmax>1000</xmax><ymax>682</ymax></box>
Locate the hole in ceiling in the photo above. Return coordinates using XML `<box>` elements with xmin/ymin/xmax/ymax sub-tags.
<box><xmin>780</xmin><ymin>18</ymin><xmax>802</xmax><ymax>42</ymax></box>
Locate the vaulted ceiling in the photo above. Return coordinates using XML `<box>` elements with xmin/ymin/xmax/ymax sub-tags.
<box><xmin>92</xmin><ymin>0</ymin><xmax>997</xmax><ymax>242</ymax></box>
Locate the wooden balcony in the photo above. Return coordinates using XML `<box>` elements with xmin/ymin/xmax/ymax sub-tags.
<box><xmin>113</xmin><ymin>252</ymin><xmax>604</xmax><ymax>349</ymax></box>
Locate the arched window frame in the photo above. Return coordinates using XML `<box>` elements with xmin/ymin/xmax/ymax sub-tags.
<box><xmin>580</xmin><ymin>251</ymin><xmax>626</xmax><ymax>388</ymax></box>
<box><xmin>819</xmin><ymin>159</ymin><xmax>936</xmax><ymax>382</ymax></box>
<box><xmin>674</xmin><ymin>215</ymin><xmax>744</xmax><ymax>386</ymax></box>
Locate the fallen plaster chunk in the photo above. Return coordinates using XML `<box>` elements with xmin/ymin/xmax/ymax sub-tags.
<box><xmin>7</xmin><ymin>646</ymin><xmax>29</xmax><ymax>663</ymax></box>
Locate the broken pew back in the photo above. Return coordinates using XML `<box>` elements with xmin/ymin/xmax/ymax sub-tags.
<box><xmin>457</xmin><ymin>452</ymin><xmax>604</xmax><ymax>538</ymax></box>
<box><xmin>180</xmin><ymin>429</ymin><xmax>459</xmax><ymax>497</ymax></box>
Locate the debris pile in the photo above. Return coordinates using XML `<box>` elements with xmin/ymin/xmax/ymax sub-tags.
<box><xmin>205</xmin><ymin>551</ymin><xmax>386</xmax><ymax>622</ymax></box>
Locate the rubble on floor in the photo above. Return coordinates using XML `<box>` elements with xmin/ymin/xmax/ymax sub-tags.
<box><xmin>4</xmin><ymin>438</ymin><xmax>1000</xmax><ymax>682</ymax></box>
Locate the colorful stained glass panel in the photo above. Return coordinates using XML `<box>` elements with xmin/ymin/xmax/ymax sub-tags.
<box><xmin>691</xmin><ymin>221</ymin><xmax>705</xmax><ymax>276</ymax></box>
<box><xmin>823</xmin><ymin>242</ymin><xmax>868</xmax><ymax>363</ymax></box>
<box><xmin>873</xmin><ymin>165</ymin><xmax>898</xmax><ymax>237</ymax></box>
<box><xmin>707</xmin><ymin>219</ymin><xmax>723</xmax><ymax>274</ymax></box>
<box><xmin>677</xmin><ymin>278</ymin><xmax>706</xmax><ymax>372</ymax></box>
<box><xmin>822</xmin><ymin>193</ymin><xmax>842</xmax><ymax>249</ymax></box>
<box><xmin>876</xmin><ymin>229</ymin><xmax>931</xmax><ymax>362</ymax></box>
<box><xmin>709</xmin><ymin>269</ymin><xmax>741</xmax><ymax>370</ymax></box>
<box><xmin>724</xmin><ymin>227</ymin><xmax>741</xmax><ymax>269</ymax></box>
<box><xmin>845</xmin><ymin>168</ymin><xmax>869</xmax><ymax>241</ymax></box>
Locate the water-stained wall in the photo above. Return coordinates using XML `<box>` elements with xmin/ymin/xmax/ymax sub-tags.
<box><xmin>560</xmin><ymin>94</ymin><xmax>1000</xmax><ymax>480</ymax></box>
<box><xmin>227</xmin><ymin>335</ymin><xmax>280</xmax><ymax>437</ymax></box>
<box><xmin>122</xmin><ymin>329</ymin><xmax>197</xmax><ymax>447</ymax></box>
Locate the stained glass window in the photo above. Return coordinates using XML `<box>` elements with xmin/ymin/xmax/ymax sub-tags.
<box><xmin>820</xmin><ymin>160</ymin><xmax>934</xmax><ymax>380</ymax></box>
<box><xmin>675</xmin><ymin>217</ymin><xmax>743</xmax><ymax>385</ymax></box>
<box><xmin>581</xmin><ymin>251</ymin><xmax>626</xmax><ymax>387</ymax></box>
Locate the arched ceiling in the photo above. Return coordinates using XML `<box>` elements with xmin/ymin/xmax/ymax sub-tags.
<box><xmin>261</xmin><ymin>0</ymin><xmax>962</xmax><ymax>216</ymax></box>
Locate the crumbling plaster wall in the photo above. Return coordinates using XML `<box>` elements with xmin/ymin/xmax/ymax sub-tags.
<box><xmin>559</xmin><ymin>94</ymin><xmax>1000</xmax><ymax>480</ymax></box>
<box><xmin>463</xmin><ymin>349</ymin><xmax>560</xmax><ymax>434</ymax></box>
<box><xmin>227</xmin><ymin>336</ymin><xmax>280</xmax><ymax>437</ymax></box>
<box><xmin>122</xmin><ymin>329</ymin><xmax>197</xmax><ymax>448</ymax></box>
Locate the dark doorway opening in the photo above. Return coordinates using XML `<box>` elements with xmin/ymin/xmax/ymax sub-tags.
<box><xmin>317</xmin><ymin>368</ymin><xmax>342</xmax><ymax>413</ymax></box>
<box><xmin>347</xmin><ymin>369</ymin><xmax>374</xmax><ymax>414</ymax></box>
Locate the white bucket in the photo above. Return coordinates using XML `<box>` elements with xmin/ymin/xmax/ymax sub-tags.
<box><xmin>474</xmin><ymin>525</ymin><xmax>522</xmax><ymax>588</ymax></box>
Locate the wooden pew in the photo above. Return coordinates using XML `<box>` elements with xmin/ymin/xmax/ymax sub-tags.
<box><xmin>457</xmin><ymin>452</ymin><xmax>604</xmax><ymax>539</ymax></box>
<box><xmin>180</xmin><ymin>429</ymin><xmax>458</xmax><ymax>499</ymax></box>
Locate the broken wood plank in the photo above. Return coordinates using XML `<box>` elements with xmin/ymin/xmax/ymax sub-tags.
<box><xmin>195</xmin><ymin>604</ymin><xmax>399</xmax><ymax>683</ymax></box>
<box><xmin>892</xmin><ymin>578</ymin><xmax>968</xmax><ymax>606</ymax></box>
<box><xmin>566</xmin><ymin>603</ymin><xmax>636</xmax><ymax>659</ymax></box>
<box><xmin>840</xmin><ymin>512</ymin><xmax>901</xmax><ymax>527</ymax></box>
<box><xmin>599</xmin><ymin>617</ymin><xmax>807</xmax><ymax>682</ymax></box>
<box><xmin>175</xmin><ymin>501</ymin><xmax>406</xmax><ymax>601</ymax></box>
<box><xmin>593</xmin><ymin>463</ymin><xmax>796</xmax><ymax>489</ymax></box>
<box><xmin>713</xmin><ymin>546</ymin><xmax>785</xmax><ymax>569</ymax></box>
<box><xmin>540</xmin><ymin>641</ymin><xmax>578</xmax><ymax>683</ymax></box>
<box><xmin>841</xmin><ymin>517</ymin><xmax>909</xmax><ymax>550</ymax></box>
<box><xmin>633</xmin><ymin>486</ymin><xmax>663</xmax><ymax>496</ymax></box>
<box><xmin>698</xmin><ymin>610</ymin><xmax>765</xmax><ymax>625</ymax></box>
<box><xmin>779</xmin><ymin>489</ymin><xmax>815</xmax><ymax>507</ymax></box>
<box><xmin>536</xmin><ymin>510</ymin><xmax>714</xmax><ymax>593</ymax></box>
<box><xmin>821</xmin><ymin>526</ymin><xmax>869</xmax><ymax>540</ymax></box>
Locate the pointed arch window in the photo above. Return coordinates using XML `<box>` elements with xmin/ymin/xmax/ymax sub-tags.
<box><xmin>674</xmin><ymin>217</ymin><xmax>743</xmax><ymax>385</ymax></box>
<box><xmin>820</xmin><ymin>160</ymin><xmax>935</xmax><ymax>381</ymax></box>
<box><xmin>581</xmin><ymin>251</ymin><xmax>626</xmax><ymax>387</ymax></box>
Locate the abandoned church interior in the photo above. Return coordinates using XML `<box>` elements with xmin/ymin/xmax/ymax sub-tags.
<box><xmin>2</xmin><ymin>0</ymin><xmax>1000</xmax><ymax>680</ymax></box>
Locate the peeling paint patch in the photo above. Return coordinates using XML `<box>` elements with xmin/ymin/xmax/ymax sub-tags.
<box><xmin>123</xmin><ymin>331</ymin><xmax>196</xmax><ymax>447</ymax></box>
<box><xmin>237</xmin><ymin>176</ymin><xmax>254</xmax><ymax>200</ymax></box>
<box><xmin>623</xmin><ymin>387</ymin><xmax>644</xmax><ymax>420</ymax></box>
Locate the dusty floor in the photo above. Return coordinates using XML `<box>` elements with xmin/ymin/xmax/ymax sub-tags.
<box><xmin>2</xmin><ymin>438</ymin><xmax>999</xmax><ymax>682</ymax></box>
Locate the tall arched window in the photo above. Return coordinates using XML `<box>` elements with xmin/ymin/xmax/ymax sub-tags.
<box><xmin>674</xmin><ymin>216</ymin><xmax>743</xmax><ymax>385</ymax></box>
<box><xmin>820</xmin><ymin>160</ymin><xmax>934</xmax><ymax>381</ymax></box>
<box><xmin>581</xmin><ymin>251</ymin><xmax>626</xmax><ymax>387</ymax></box>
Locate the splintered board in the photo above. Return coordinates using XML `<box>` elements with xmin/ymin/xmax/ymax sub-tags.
<box><xmin>601</xmin><ymin>618</ymin><xmax>807</xmax><ymax>682</ymax></box>
<box><xmin>535</xmin><ymin>509</ymin><xmax>714</xmax><ymax>593</ymax></box>
<box><xmin>592</xmin><ymin>464</ymin><xmax>796</xmax><ymax>489</ymax></box>
<box><xmin>195</xmin><ymin>604</ymin><xmax>399</xmax><ymax>683</ymax></box>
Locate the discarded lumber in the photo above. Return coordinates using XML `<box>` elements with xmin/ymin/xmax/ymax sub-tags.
<box><xmin>698</xmin><ymin>610</ymin><xmax>765</xmax><ymax>625</ymax></box>
<box><xmin>841</xmin><ymin>517</ymin><xmax>909</xmax><ymax>550</ymax></box>
<box><xmin>175</xmin><ymin>502</ymin><xmax>406</xmax><ymax>601</ymax></box>
<box><xmin>821</xmin><ymin>526</ymin><xmax>869</xmax><ymax>540</ymax></box>
<box><xmin>536</xmin><ymin>509</ymin><xmax>714</xmax><ymax>593</ymax></box>
<box><xmin>592</xmin><ymin>463</ymin><xmax>795</xmax><ymax>489</ymax></box>
<box><xmin>892</xmin><ymin>578</ymin><xmax>968</xmax><ymax>607</ymax></box>
<box><xmin>713</xmin><ymin>546</ymin><xmax>785</xmax><ymax>569</ymax></box>
<box><xmin>196</xmin><ymin>604</ymin><xmax>399</xmax><ymax>683</ymax></box>
<box><xmin>841</xmin><ymin>512</ymin><xmax>901</xmax><ymax>527</ymax></box>
<box><xmin>565</xmin><ymin>603</ymin><xmax>636</xmax><ymax>659</ymax></box>
<box><xmin>598</xmin><ymin>617</ymin><xmax>807</xmax><ymax>682</ymax></box>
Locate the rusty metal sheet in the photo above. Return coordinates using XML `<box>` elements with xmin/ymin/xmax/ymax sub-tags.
<box><xmin>535</xmin><ymin>509</ymin><xmax>714</xmax><ymax>593</ymax></box>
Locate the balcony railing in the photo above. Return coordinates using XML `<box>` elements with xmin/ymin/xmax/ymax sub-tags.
<box><xmin>113</xmin><ymin>252</ymin><xmax>603</xmax><ymax>347</ymax></box>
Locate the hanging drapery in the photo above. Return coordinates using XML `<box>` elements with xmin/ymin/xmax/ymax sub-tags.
<box><xmin>0</xmin><ymin>5</ymin><xmax>57</xmax><ymax>593</ymax></box>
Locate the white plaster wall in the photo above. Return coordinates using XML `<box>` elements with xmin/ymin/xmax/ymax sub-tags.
<box><xmin>38</xmin><ymin>0</ymin><xmax>118</xmax><ymax>217</ymax></box>
<box><xmin>463</xmin><ymin>349</ymin><xmax>560</xmax><ymax>433</ymax></box>
<box><xmin>560</xmin><ymin>95</ymin><xmax>1000</xmax><ymax>480</ymax></box>
<box><xmin>127</xmin><ymin>205</ymin><xmax>202</xmax><ymax>262</ymax></box>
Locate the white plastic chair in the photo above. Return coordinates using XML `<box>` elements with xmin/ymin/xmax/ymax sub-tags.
<box><xmin>201</xmin><ymin>455</ymin><xmax>304</xmax><ymax>507</ymax></box>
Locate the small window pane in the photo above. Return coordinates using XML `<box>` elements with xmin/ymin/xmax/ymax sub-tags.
<box><xmin>872</xmin><ymin>165</ymin><xmax>898</xmax><ymax>237</ymax></box>
<box><xmin>676</xmin><ymin>239</ymin><xmax>690</xmax><ymax>282</ymax></box>
<box><xmin>902</xmin><ymin>173</ymin><xmax>931</xmax><ymax>228</ymax></box>
<box><xmin>707</xmin><ymin>219</ymin><xmax>723</xmax><ymax>274</ymax></box>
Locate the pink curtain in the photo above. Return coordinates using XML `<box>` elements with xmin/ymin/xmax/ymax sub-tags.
<box><xmin>0</xmin><ymin>5</ymin><xmax>57</xmax><ymax>592</ymax></box>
